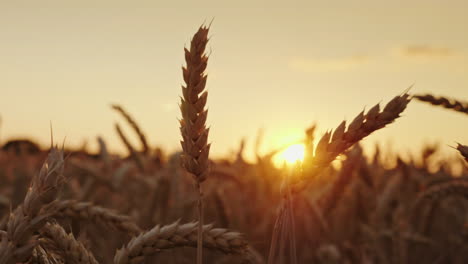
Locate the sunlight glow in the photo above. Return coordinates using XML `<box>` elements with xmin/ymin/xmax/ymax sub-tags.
<box><xmin>274</xmin><ymin>144</ymin><xmax>305</xmax><ymax>167</ymax></box>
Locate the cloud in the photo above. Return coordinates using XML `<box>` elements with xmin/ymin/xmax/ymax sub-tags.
<box><xmin>399</xmin><ymin>45</ymin><xmax>456</xmax><ymax>58</ymax></box>
<box><xmin>288</xmin><ymin>55</ymin><xmax>370</xmax><ymax>72</ymax></box>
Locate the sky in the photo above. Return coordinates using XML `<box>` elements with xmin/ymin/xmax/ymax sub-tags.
<box><xmin>1</xmin><ymin>1</ymin><xmax>467</xmax><ymax>161</ymax></box>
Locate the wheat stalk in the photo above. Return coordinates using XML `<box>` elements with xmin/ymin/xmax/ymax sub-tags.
<box><xmin>114</xmin><ymin>221</ymin><xmax>249</xmax><ymax>264</ymax></box>
<box><xmin>115</xmin><ymin>123</ymin><xmax>137</xmax><ymax>157</ymax></box>
<box><xmin>111</xmin><ymin>104</ymin><xmax>150</xmax><ymax>154</ymax></box>
<box><xmin>43</xmin><ymin>200</ymin><xmax>141</xmax><ymax>235</ymax></box>
<box><xmin>115</xmin><ymin>123</ymin><xmax>144</xmax><ymax>171</ymax></box>
<box><xmin>269</xmin><ymin>166</ymin><xmax>300</xmax><ymax>264</ymax></box>
<box><xmin>294</xmin><ymin>92</ymin><xmax>411</xmax><ymax>192</ymax></box>
<box><xmin>0</xmin><ymin>147</ymin><xmax>65</xmax><ymax>264</ymax></box>
<box><xmin>40</xmin><ymin>222</ymin><xmax>98</xmax><ymax>264</ymax></box>
<box><xmin>179</xmin><ymin>25</ymin><xmax>211</xmax><ymax>264</ymax></box>
<box><xmin>414</xmin><ymin>94</ymin><xmax>468</xmax><ymax>115</ymax></box>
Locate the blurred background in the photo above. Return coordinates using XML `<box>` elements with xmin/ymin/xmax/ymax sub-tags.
<box><xmin>1</xmin><ymin>0</ymin><xmax>467</xmax><ymax>161</ymax></box>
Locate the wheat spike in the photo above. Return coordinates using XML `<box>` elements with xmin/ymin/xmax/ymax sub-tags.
<box><xmin>32</xmin><ymin>245</ymin><xmax>57</xmax><ymax>264</ymax></box>
<box><xmin>294</xmin><ymin>92</ymin><xmax>411</xmax><ymax>192</ymax></box>
<box><xmin>114</xmin><ymin>123</ymin><xmax>145</xmax><ymax>171</ymax></box>
<box><xmin>43</xmin><ymin>200</ymin><xmax>141</xmax><ymax>235</ymax></box>
<box><xmin>456</xmin><ymin>143</ymin><xmax>468</xmax><ymax>162</ymax></box>
<box><xmin>414</xmin><ymin>94</ymin><xmax>468</xmax><ymax>115</ymax></box>
<box><xmin>115</xmin><ymin>123</ymin><xmax>137</xmax><ymax>157</ymax></box>
<box><xmin>111</xmin><ymin>104</ymin><xmax>150</xmax><ymax>154</ymax></box>
<box><xmin>114</xmin><ymin>221</ymin><xmax>250</xmax><ymax>264</ymax></box>
<box><xmin>179</xmin><ymin>25</ymin><xmax>211</xmax><ymax>183</ymax></box>
<box><xmin>413</xmin><ymin>180</ymin><xmax>468</xmax><ymax>209</ymax></box>
<box><xmin>0</xmin><ymin>147</ymin><xmax>65</xmax><ymax>264</ymax></box>
<box><xmin>40</xmin><ymin>223</ymin><xmax>99</xmax><ymax>264</ymax></box>
<box><xmin>179</xmin><ymin>25</ymin><xmax>211</xmax><ymax>264</ymax></box>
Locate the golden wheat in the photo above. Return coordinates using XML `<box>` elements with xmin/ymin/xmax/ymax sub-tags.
<box><xmin>114</xmin><ymin>221</ymin><xmax>249</xmax><ymax>264</ymax></box>
<box><xmin>295</xmin><ymin>92</ymin><xmax>411</xmax><ymax>192</ymax></box>
<box><xmin>415</xmin><ymin>94</ymin><xmax>468</xmax><ymax>115</ymax></box>
<box><xmin>0</xmin><ymin>147</ymin><xmax>65</xmax><ymax>264</ymax></box>
<box><xmin>43</xmin><ymin>200</ymin><xmax>141</xmax><ymax>235</ymax></box>
<box><xmin>457</xmin><ymin>143</ymin><xmax>468</xmax><ymax>162</ymax></box>
<box><xmin>111</xmin><ymin>104</ymin><xmax>150</xmax><ymax>155</ymax></box>
<box><xmin>179</xmin><ymin>25</ymin><xmax>211</xmax><ymax>264</ymax></box>
<box><xmin>40</xmin><ymin>222</ymin><xmax>99</xmax><ymax>264</ymax></box>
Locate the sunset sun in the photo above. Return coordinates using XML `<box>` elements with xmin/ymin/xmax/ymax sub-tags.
<box><xmin>275</xmin><ymin>144</ymin><xmax>306</xmax><ymax>166</ymax></box>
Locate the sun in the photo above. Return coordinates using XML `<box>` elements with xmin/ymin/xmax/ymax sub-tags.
<box><xmin>274</xmin><ymin>144</ymin><xmax>306</xmax><ymax>167</ymax></box>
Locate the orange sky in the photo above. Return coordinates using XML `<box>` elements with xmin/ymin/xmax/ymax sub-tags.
<box><xmin>1</xmin><ymin>1</ymin><xmax>467</xmax><ymax>160</ymax></box>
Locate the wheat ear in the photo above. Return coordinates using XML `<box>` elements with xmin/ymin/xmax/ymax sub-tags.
<box><xmin>32</xmin><ymin>245</ymin><xmax>57</xmax><ymax>264</ymax></box>
<box><xmin>115</xmin><ymin>123</ymin><xmax>144</xmax><ymax>171</ymax></box>
<box><xmin>413</xmin><ymin>180</ymin><xmax>468</xmax><ymax>209</ymax></box>
<box><xmin>111</xmin><ymin>104</ymin><xmax>150</xmax><ymax>154</ymax></box>
<box><xmin>43</xmin><ymin>200</ymin><xmax>141</xmax><ymax>235</ymax></box>
<box><xmin>294</xmin><ymin>92</ymin><xmax>411</xmax><ymax>192</ymax></box>
<box><xmin>408</xmin><ymin>179</ymin><xmax>468</xmax><ymax>244</ymax></box>
<box><xmin>0</xmin><ymin>147</ymin><xmax>65</xmax><ymax>264</ymax></box>
<box><xmin>40</xmin><ymin>223</ymin><xmax>99</xmax><ymax>264</ymax></box>
<box><xmin>414</xmin><ymin>94</ymin><xmax>468</xmax><ymax>115</ymax></box>
<box><xmin>114</xmin><ymin>221</ymin><xmax>249</xmax><ymax>264</ymax></box>
<box><xmin>179</xmin><ymin>25</ymin><xmax>210</xmax><ymax>264</ymax></box>
<box><xmin>456</xmin><ymin>143</ymin><xmax>468</xmax><ymax>162</ymax></box>
<box><xmin>115</xmin><ymin>123</ymin><xmax>137</xmax><ymax>157</ymax></box>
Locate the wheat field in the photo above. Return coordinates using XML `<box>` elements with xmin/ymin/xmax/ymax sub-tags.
<box><xmin>1</xmin><ymin>25</ymin><xmax>468</xmax><ymax>264</ymax></box>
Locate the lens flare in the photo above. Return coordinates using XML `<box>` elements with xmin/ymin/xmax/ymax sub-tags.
<box><xmin>274</xmin><ymin>144</ymin><xmax>305</xmax><ymax>167</ymax></box>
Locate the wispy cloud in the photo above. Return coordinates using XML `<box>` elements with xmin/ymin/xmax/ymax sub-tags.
<box><xmin>398</xmin><ymin>45</ymin><xmax>456</xmax><ymax>58</ymax></box>
<box><xmin>288</xmin><ymin>55</ymin><xmax>370</xmax><ymax>72</ymax></box>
